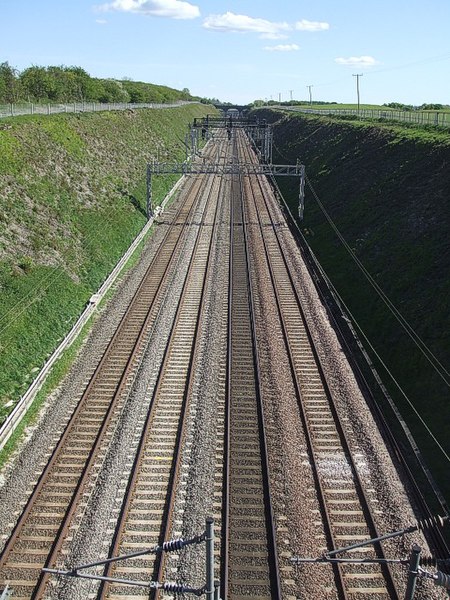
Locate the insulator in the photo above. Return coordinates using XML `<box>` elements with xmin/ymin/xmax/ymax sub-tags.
<box><xmin>162</xmin><ymin>538</ymin><xmax>184</xmax><ymax>552</ymax></box>
<box><xmin>162</xmin><ymin>582</ymin><xmax>184</xmax><ymax>592</ymax></box>
<box><xmin>416</xmin><ymin>515</ymin><xmax>448</xmax><ymax>533</ymax></box>
<box><xmin>435</xmin><ymin>571</ymin><xmax>450</xmax><ymax>590</ymax></box>
<box><xmin>420</xmin><ymin>556</ymin><xmax>437</xmax><ymax>567</ymax></box>
<box><xmin>162</xmin><ymin>582</ymin><xmax>203</xmax><ymax>596</ymax></box>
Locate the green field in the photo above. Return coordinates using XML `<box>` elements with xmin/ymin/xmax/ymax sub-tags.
<box><xmin>280</xmin><ymin>103</ymin><xmax>450</xmax><ymax>127</ymax></box>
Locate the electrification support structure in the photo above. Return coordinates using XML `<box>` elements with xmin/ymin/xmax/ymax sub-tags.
<box><xmin>146</xmin><ymin>117</ymin><xmax>305</xmax><ymax>220</ymax></box>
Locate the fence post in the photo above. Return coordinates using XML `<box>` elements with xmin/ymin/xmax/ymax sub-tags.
<box><xmin>146</xmin><ymin>164</ymin><xmax>153</xmax><ymax>220</ymax></box>
<box><xmin>10</xmin><ymin>103</ymin><xmax>13</xmax><ymax>117</ymax></box>
<box><xmin>404</xmin><ymin>544</ymin><xmax>421</xmax><ymax>600</ymax></box>
<box><xmin>205</xmin><ymin>517</ymin><xmax>215</xmax><ymax>599</ymax></box>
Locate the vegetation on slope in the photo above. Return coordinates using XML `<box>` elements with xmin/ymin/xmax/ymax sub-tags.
<box><xmin>0</xmin><ymin>62</ymin><xmax>194</xmax><ymax>105</ymax></box>
<box><xmin>254</xmin><ymin>108</ymin><xmax>450</xmax><ymax>502</ymax></box>
<box><xmin>0</xmin><ymin>103</ymin><xmax>212</xmax><ymax>424</ymax></box>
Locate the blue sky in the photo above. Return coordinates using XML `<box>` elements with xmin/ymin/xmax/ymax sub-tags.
<box><xmin>2</xmin><ymin>0</ymin><xmax>450</xmax><ymax>105</ymax></box>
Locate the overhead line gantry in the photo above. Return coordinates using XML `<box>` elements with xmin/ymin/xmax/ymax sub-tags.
<box><xmin>146</xmin><ymin>115</ymin><xmax>305</xmax><ymax>221</ymax></box>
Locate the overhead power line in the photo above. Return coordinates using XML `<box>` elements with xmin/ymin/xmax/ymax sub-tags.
<box><xmin>304</xmin><ymin>174</ymin><xmax>450</xmax><ymax>387</ymax></box>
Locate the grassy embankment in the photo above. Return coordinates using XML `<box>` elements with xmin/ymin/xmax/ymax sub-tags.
<box><xmin>0</xmin><ymin>103</ymin><xmax>212</xmax><ymax>431</ymax></box>
<box><xmin>254</xmin><ymin>108</ymin><xmax>450</xmax><ymax>504</ymax></box>
<box><xmin>276</xmin><ymin>103</ymin><xmax>450</xmax><ymax>126</ymax></box>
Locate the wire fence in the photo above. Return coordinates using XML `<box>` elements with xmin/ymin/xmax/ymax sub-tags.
<box><xmin>0</xmin><ymin>100</ymin><xmax>198</xmax><ymax>119</ymax></box>
<box><xmin>282</xmin><ymin>106</ymin><xmax>450</xmax><ymax>128</ymax></box>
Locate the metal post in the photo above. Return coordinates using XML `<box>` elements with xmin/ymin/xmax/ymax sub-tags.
<box><xmin>205</xmin><ymin>517</ymin><xmax>215</xmax><ymax>599</ymax></box>
<box><xmin>191</xmin><ymin>127</ymin><xmax>196</xmax><ymax>156</ymax></box>
<box><xmin>185</xmin><ymin>133</ymin><xmax>189</xmax><ymax>161</ymax></box>
<box><xmin>146</xmin><ymin>164</ymin><xmax>153</xmax><ymax>220</ymax></box>
<box><xmin>405</xmin><ymin>545</ymin><xmax>421</xmax><ymax>600</ymax></box>
<box><xmin>298</xmin><ymin>164</ymin><xmax>305</xmax><ymax>220</ymax></box>
<box><xmin>269</xmin><ymin>126</ymin><xmax>273</xmax><ymax>164</ymax></box>
<box><xmin>353</xmin><ymin>74</ymin><xmax>363</xmax><ymax>114</ymax></box>
<box><xmin>214</xmin><ymin>580</ymin><xmax>220</xmax><ymax>600</ymax></box>
<box><xmin>0</xmin><ymin>584</ymin><xmax>12</xmax><ymax>599</ymax></box>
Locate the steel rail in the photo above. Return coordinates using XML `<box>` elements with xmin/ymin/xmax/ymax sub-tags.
<box><xmin>279</xmin><ymin>196</ymin><xmax>450</xmax><ymax>565</ymax></box>
<box><xmin>240</xmin><ymin>169</ymin><xmax>283</xmax><ymax>599</ymax></box>
<box><xmin>221</xmin><ymin>134</ymin><xmax>281</xmax><ymax>599</ymax></box>
<box><xmin>264</xmin><ymin>141</ymin><xmax>450</xmax><ymax>567</ymax></box>
<box><xmin>31</xmin><ymin>173</ymin><xmax>212</xmax><ymax>599</ymax></box>
<box><xmin>97</xmin><ymin>167</ymin><xmax>227</xmax><ymax>599</ymax></box>
<box><xmin>154</xmin><ymin>171</ymin><xmax>226</xmax><ymax>599</ymax></box>
<box><xmin>239</xmin><ymin>131</ymin><xmax>400</xmax><ymax>598</ymax></box>
<box><xmin>0</xmin><ymin>168</ymin><xmax>210</xmax><ymax>599</ymax></box>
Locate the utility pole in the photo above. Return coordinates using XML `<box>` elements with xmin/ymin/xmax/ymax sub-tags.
<box><xmin>279</xmin><ymin>92</ymin><xmax>282</xmax><ymax>103</ymax></box>
<box><xmin>307</xmin><ymin>85</ymin><xmax>313</xmax><ymax>106</ymax></box>
<box><xmin>353</xmin><ymin>73</ymin><xmax>363</xmax><ymax>113</ymax></box>
<box><xmin>289</xmin><ymin>89</ymin><xmax>294</xmax><ymax>101</ymax></box>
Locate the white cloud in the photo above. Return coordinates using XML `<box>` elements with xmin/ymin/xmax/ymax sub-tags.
<box><xmin>96</xmin><ymin>18</ymin><xmax>108</xmax><ymax>24</ymax></box>
<box><xmin>335</xmin><ymin>55</ymin><xmax>380</xmax><ymax>67</ymax></box>
<box><xmin>260</xmin><ymin>32</ymin><xmax>289</xmax><ymax>40</ymax></box>
<box><xmin>295</xmin><ymin>19</ymin><xmax>329</xmax><ymax>32</ymax></box>
<box><xmin>203</xmin><ymin>12</ymin><xmax>290</xmax><ymax>38</ymax></box>
<box><xmin>97</xmin><ymin>0</ymin><xmax>200</xmax><ymax>19</ymax></box>
<box><xmin>264</xmin><ymin>44</ymin><xmax>299</xmax><ymax>52</ymax></box>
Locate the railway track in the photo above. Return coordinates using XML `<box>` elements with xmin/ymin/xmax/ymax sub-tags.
<box><xmin>221</xmin><ymin>138</ymin><xmax>281</xmax><ymax>600</ymax></box>
<box><xmin>0</xmin><ymin>127</ymin><xmax>441</xmax><ymax>600</ymax></box>
<box><xmin>97</xmin><ymin>172</ymin><xmax>226</xmax><ymax>599</ymax></box>
<box><xmin>0</xmin><ymin>142</ymin><xmax>224</xmax><ymax>599</ymax></box>
<box><xmin>238</xmin><ymin>131</ymin><xmax>400</xmax><ymax>598</ymax></box>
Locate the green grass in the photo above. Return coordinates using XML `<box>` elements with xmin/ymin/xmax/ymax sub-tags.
<box><xmin>0</xmin><ymin>129</ymin><xmax>24</xmax><ymax>174</ymax></box>
<box><xmin>0</xmin><ymin>322</ymin><xmax>88</xmax><ymax>469</ymax></box>
<box><xmin>39</xmin><ymin>116</ymin><xmax>86</xmax><ymax>159</ymax></box>
<box><xmin>286</xmin><ymin>102</ymin><xmax>450</xmax><ymax>113</ymax></box>
<box><xmin>282</xmin><ymin>103</ymin><xmax>450</xmax><ymax>128</ymax></box>
<box><xmin>271</xmin><ymin>108</ymin><xmax>450</xmax><ymax>145</ymax></box>
<box><xmin>298</xmin><ymin>103</ymin><xmax>396</xmax><ymax>111</ymax></box>
<box><xmin>0</xmin><ymin>103</ymin><xmax>215</xmax><ymax>428</ymax></box>
<box><xmin>0</xmin><ymin>214</ymin><xmax>160</xmax><ymax>468</ymax></box>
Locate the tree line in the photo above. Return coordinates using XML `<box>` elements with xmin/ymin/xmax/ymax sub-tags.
<box><xmin>383</xmin><ymin>101</ymin><xmax>449</xmax><ymax>111</ymax></box>
<box><xmin>0</xmin><ymin>62</ymin><xmax>194</xmax><ymax>105</ymax></box>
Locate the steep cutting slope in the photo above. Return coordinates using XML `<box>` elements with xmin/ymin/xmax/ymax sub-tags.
<box><xmin>254</xmin><ymin>109</ymin><xmax>450</xmax><ymax>503</ymax></box>
<box><xmin>0</xmin><ymin>104</ymin><xmax>212</xmax><ymax>424</ymax></box>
